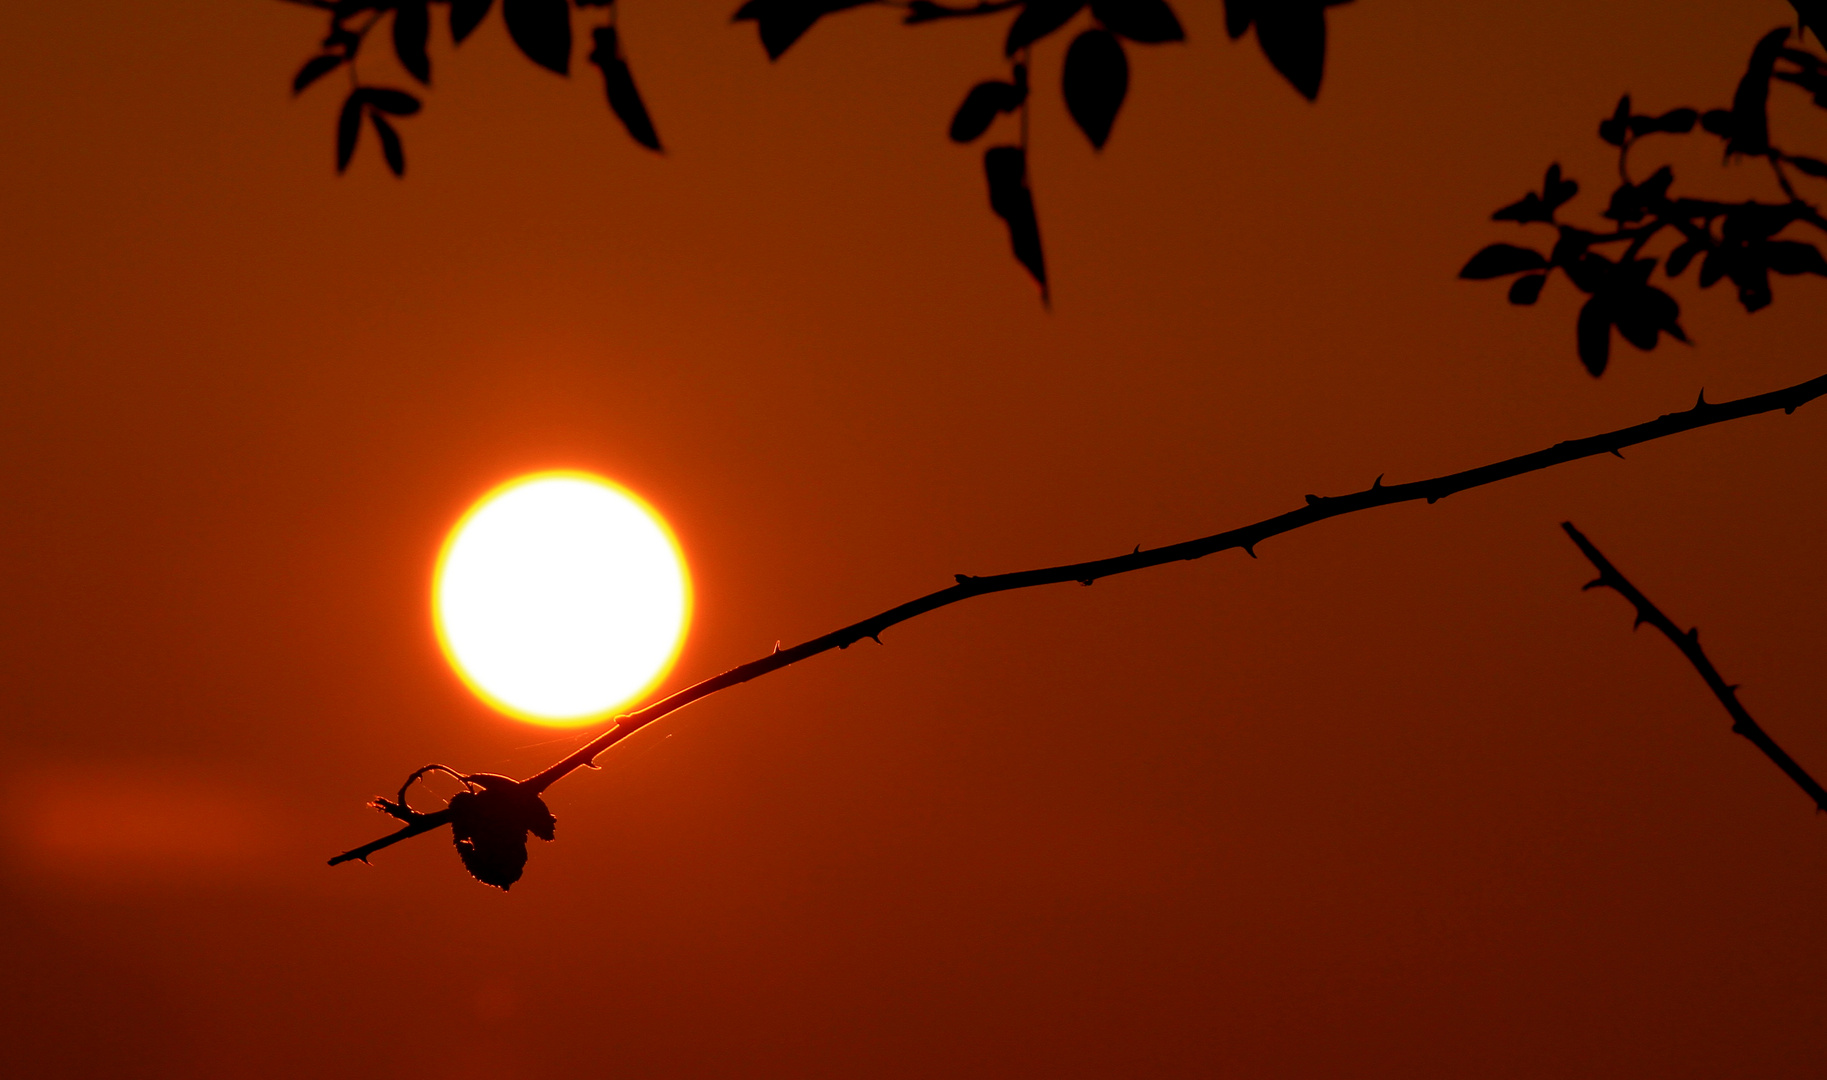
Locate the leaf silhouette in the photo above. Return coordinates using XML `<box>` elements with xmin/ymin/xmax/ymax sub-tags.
<box><xmin>589</xmin><ymin>26</ymin><xmax>662</xmax><ymax>151</ymax></box>
<box><xmin>504</xmin><ymin>0</ymin><xmax>572</xmax><ymax>74</ymax></box>
<box><xmin>1763</xmin><ymin>239</ymin><xmax>1827</xmax><ymax>275</ymax></box>
<box><xmin>1006</xmin><ymin>0</ymin><xmax>1087</xmax><ymax>56</ymax></box>
<box><xmin>1576</xmin><ymin>295</ymin><xmax>1611</xmax><ymax>376</ymax></box>
<box><xmin>1786</xmin><ymin>153</ymin><xmax>1827</xmax><ymax>176</ymax></box>
<box><xmin>361</xmin><ymin>88</ymin><xmax>422</xmax><ymax>116</ymax></box>
<box><xmin>293</xmin><ymin>54</ymin><xmax>344</xmax><ymax>95</ymax></box>
<box><xmin>1508</xmin><ymin>273</ymin><xmax>1547</xmax><ymax>305</ymax></box>
<box><xmin>446</xmin><ymin>775</ymin><xmax>557</xmax><ymax>891</ymax></box>
<box><xmin>1543</xmin><ymin>163</ymin><xmax>1578</xmax><ymax>209</ymax></box>
<box><xmin>371</xmin><ymin>112</ymin><xmax>406</xmax><ymax>176</ymax></box>
<box><xmin>735</xmin><ymin>0</ymin><xmax>872</xmax><ymax>61</ymax></box>
<box><xmin>1666</xmin><ymin>236</ymin><xmax>1708</xmax><ymax>277</ymax></box>
<box><xmin>450</xmin><ymin>0</ymin><xmax>493</xmax><ymax>43</ymax></box>
<box><xmin>1239</xmin><ymin>1</ymin><xmax>1346</xmax><ymax>101</ymax></box>
<box><xmin>1598</xmin><ymin>94</ymin><xmax>1631</xmax><ymax>146</ymax></box>
<box><xmin>336</xmin><ymin>90</ymin><xmax>363</xmax><ymax>173</ymax></box>
<box><xmin>950</xmin><ymin>73</ymin><xmax>1026</xmax><ymax>143</ymax></box>
<box><xmin>984</xmin><ymin>145</ymin><xmax>1047</xmax><ymax>296</ymax></box>
<box><xmin>1727</xmin><ymin>27</ymin><xmax>1790</xmax><ymax>156</ymax></box>
<box><xmin>1090</xmin><ymin>0</ymin><xmax>1184</xmax><ymax>44</ymax></box>
<box><xmin>1222</xmin><ymin>0</ymin><xmax>1251</xmax><ymax>39</ymax></box>
<box><xmin>1612</xmin><ymin>284</ymin><xmax>1685</xmax><ymax>350</ymax></box>
<box><xmin>1460</xmin><ymin>243</ymin><xmax>1549</xmax><ymax>279</ymax></box>
<box><xmin>1063</xmin><ymin>30</ymin><xmax>1128</xmax><ymax>149</ymax></box>
<box><xmin>393</xmin><ymin>0</ymin><xmax>431</xmax><ymax>84</ymax></box>
<box><xmin>1790</xmin><ymin>0</ymin><xmax>1827</xmax><ymax>45</ymax></box>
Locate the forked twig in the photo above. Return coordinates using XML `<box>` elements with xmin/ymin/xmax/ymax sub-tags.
<box><xmin>1563</xmin><ymin>521</ymin><xmax>1827</xmax><ymax>813</ymax></box>
<box><xmin>332</xmin><ymin>372</ymin><xmax>1827</xmax><ymax>866</ymax></box>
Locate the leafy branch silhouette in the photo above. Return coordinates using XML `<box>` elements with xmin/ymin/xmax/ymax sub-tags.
<box><xmin>1562</xmin><ymin>522</ymin><xmax>1827</xmax><ymax>813</ymax></box>
<box><xmin>331</xmin><ymin>371</ymin><xmax>1827</xmax><ymax>887</ymax></box>
<box><xmin>1462</xmin><ymin>23</ymin><xmax>1827</xmax><ymax>376</ymax></box>
<box><xmin>280</xmin><ymin>0</ymin><xmax>1350</xmax><ymax>297</ymax></box>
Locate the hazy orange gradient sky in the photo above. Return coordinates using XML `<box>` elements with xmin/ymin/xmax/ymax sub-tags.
<box><xmin>2</xmin><ymin>1</ymin><xmax>1824</xmax><ymax>1076</ymax></box>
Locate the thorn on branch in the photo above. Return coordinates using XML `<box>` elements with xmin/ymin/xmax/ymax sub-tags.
<box><xmin>1610</xmin><ymin>448</ymin><xmax>1626</xmax><ymax>458</ymax></box>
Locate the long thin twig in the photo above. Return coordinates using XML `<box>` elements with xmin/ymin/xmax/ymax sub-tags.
<box><xmin>332</xmin><ymin>372</ymin><xmax>1827</xmax><ymax>865</ymax></box>
<box><xmin>1562</xmin><ymin>522</ymin><xmax>1827</xmax><ymax>813</ymax></box>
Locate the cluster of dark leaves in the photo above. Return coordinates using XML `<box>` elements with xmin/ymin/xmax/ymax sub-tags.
<box><xmin>292</xmin><ymin>0</ymin><xmax>661</xmax><ymax>177</ymax></box>
<box><xmin>444</xmin><ymin>774</ymin><xmax>557</xmax><ymax>890</ymax></box>
<box><xmin>1462</xmin><ymin>23</ymin><xmax>1827</xmax><ymax>376</ymax></box>
<box><xmin>289</xmin><ymin>0</ymin><xmax>1355</xmax><ymax>294</ymax></box>
<box><xmin>744</xmin><ymin>0</ymin><xmax>1349</xmax><ymax>294</ymax></box>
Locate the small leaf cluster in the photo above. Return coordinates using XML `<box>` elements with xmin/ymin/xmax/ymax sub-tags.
<box><xmin>290</xmin><ymin>0</ymin><xmax>663</xmax><ymax>177</ymax></box>
<box><xmin>1463</xmin><ymin>24</ymin><xmax>1827</xmax><ymax>376</ymax></box>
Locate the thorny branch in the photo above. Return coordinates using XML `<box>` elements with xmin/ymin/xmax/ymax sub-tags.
<box><xmin>332</xmin><ymin>369</ymin><xmax>1827</xmax><ymax>869</ymax></box>
<box><xmin>1561</xmin><ymin>522</ymin><xmax>1827</xmax><ymax>813</ymax></box>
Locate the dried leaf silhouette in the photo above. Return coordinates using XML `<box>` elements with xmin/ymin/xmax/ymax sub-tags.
<box><xmin>393</xmin><ymin>0</ymin><xmax>432</xmax><ymax>84</ymax></box>
<box><xmin>589</xmin><ymin>26</ymin><xmax>662</xmax><ymax>151</ymax></box>
<box><xmin>734</xmin><ymin>0</ymin><xmax>873</xmax><ymax>61</ymax></box>
<box><xmin>1063</xmin><ymin>29</ymin><xmax>1128</xmax><ymax>149</ymax></box>
<box><xmin>949</xmin><ymin>69</ymin><xmax>1027</xmax><ymax>143</ymax></box>
<box><xmin>1006</xmin><ymin>0</ymin><xmax>1087</xmax><ymax>56</ymax></box>
<box><xmin>504</xmin><ymin>0</ymin><xmax>572</xmax><ymax>74</ymax></box>
<box><xmin>985</xmin><ymin>145</ymin><xmax>1047</xmax><ymax>296</ymax></box>
<box><xmin>1089</xmin><ymin>0</ymin><xmax>1182</xmax><ymax>44</ymax></box>
<box><xmin>450</xmin><ymin>0</ymin><xmax>493</xmax><ymax>43</ymax></box>
<box><xmin>447</xmin><ymin>775</ymin><xmax>557</xmax><ymax>891</ymax></box>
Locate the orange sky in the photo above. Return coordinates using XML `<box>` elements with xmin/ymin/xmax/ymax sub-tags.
<box><xmin>2</xmin><ymin>1</ymin><xmax>1824</xmax><ymax>1075</ymax></box>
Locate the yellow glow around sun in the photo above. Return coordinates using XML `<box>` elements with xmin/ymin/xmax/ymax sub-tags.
<box><xmin>433</xmin><ymin>472</ymin><xmax>690</xmax><ymax>726</ymax></box>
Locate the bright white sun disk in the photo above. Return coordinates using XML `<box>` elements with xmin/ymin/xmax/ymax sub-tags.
<box><xmin>434</xmin><ymin>473</ymin><xmax>690</xmax><ymax>725</ymax></box>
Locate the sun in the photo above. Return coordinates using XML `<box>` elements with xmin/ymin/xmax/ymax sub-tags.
<box><xmin>433</xmin><ymin>472</ymin><xmax>691</xmax><ymax>726</ymax></box>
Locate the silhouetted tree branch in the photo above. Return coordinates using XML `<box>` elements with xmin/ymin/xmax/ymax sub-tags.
<box><xmin>332</xmin><ymin>370</ymin><xmax>1827</xmax><ymax>885</ymax></box>
<box><xmin>1562</xmin><ymin>521</ymin><xmax>1827</xmax><ymax>814</ymax></box>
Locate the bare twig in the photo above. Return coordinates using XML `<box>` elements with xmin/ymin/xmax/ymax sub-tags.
<box><xmin>332</xmin><ymin>371</ymin><xmax>1827</xmax><ymax>866</ymax></box>
<box><xmin>1562</xmin><ymin>521</ymin><xmax>1827</xmax><ymax>813</ymax></box>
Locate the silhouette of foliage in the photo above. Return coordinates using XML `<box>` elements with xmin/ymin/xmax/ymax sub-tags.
<box><xmin>1464</xmin><ymin>26</ymin><xmax>1827</xmax><ymax>376</ymax></box>
<box><xmin>589</xmin><ymin>25</ymin><xmax>662</xmax><ymax>151</ymax></box>
<box><xmin>330</xmin><ymin>765</ymin><xmax>556</xmax><ymax>889</ymax></box>
<box><xmin>1062</xmin><ymin>29</ymin><xmax>1128</xmax><ymax>150</ymax></box>
<box><xmin>1222</xmin><ymin>0</ymin><xmax>1348</xmax><ymax>102</ymax></box>
<box><xmin>281</xmin><ymin>0</ymin><xmax>1351</xmax><ymax>294</ymax></box>
<box><xmin>331</xmin><ymin>372</ymin><xmax>1827</xmax><ymax>884</ymax></box>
